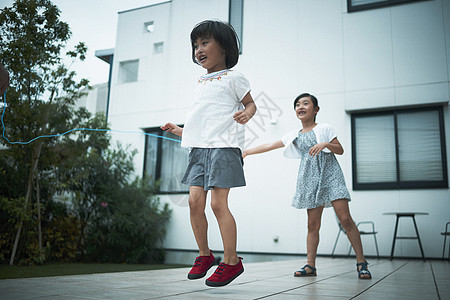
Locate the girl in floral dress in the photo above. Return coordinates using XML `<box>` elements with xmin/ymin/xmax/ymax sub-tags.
<box><xmin>243</xmin><ymin>93</ymin><xmax>371</xmax><ymax>279</ymax></box>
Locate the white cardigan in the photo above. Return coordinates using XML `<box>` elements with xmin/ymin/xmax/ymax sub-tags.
<box><xmin>281</xmin><ymin>123</ymin><xmax>337</xmax><ymax>159</ymax></box>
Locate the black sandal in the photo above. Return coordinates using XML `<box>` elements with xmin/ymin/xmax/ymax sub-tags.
<box><xmin>294</xmin><ymin>264</ymin><xmax>317</xmax><ymax>277</ymax></box>
<box><xmin>356</xmin><ymin>261</ymin><xmax>372</xmax><ymax>279</ymax></box>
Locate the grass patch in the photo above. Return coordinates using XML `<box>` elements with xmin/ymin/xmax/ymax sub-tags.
<box><xmin>0</xmin><ymin>263</ymin><xmax>189</xmax><ymax>280</ymax></box>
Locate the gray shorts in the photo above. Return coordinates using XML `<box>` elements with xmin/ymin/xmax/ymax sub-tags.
<box><xmin>181</xmin><ymin>148</ymin><xmax>246</xmax><ymax>191</ymax></box>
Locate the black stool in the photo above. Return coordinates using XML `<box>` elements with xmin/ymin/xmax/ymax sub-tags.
<box><xmin>384</xmin><ymin>212</ymin><xmax>428</xmax><ymax>261</ymax></box>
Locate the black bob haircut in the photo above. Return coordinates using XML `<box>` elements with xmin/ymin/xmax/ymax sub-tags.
<box><xmin>190</xmin><ymin>20</ymin><xmax>240</xmax><ymax>69</ymax></box>
<box><xmin>293</xmin><ymin>93</ymin><xmax>319</xmax><ymax>109</ymax></box>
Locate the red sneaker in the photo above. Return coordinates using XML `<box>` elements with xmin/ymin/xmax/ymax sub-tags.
<box><xmin>205</xmin><ymin>257</ymin><xmax>244</xmax><ymax>287</ymax></box>
<box><xmin>187</xmin><ymin>251</ymin><xmax>215</xmax><ymax>279</ymax></box>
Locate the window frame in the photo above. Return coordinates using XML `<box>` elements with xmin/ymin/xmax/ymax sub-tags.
<box><xmin>347</xmin><ymin>0</ymin><xmax>430</xmax><ymax>13</ymax></box>
<box><xmin>351</xmin><ymin>106</ymin><xmax>448</xmax><ymax>190</ymax></box>
<box><xmin>143</xmin><ymin>127</ymin><xmax>189</xmax><ymax>195</ymax></box>
<box><xmin>229</xmin><ymin>0</ymin><xmax>244</xmax><ymax>54</ymax></box>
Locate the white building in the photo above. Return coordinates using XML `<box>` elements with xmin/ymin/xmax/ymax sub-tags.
<box><xmin>75</xmin><ymin>82</ymin><xmax>109</xmax><ymax>116</ymax></box>
<box><xmin>97</xmin><ymin>0</ymin><xmax>450</xmax><ymax>262</ymax></box>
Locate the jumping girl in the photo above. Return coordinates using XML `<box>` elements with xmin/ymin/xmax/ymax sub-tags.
<box><xmin>161</xmin><ymin>20</ymin><xmax>256</xmax><ymax>287</ymax></box>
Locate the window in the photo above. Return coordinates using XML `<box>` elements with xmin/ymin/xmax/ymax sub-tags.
<box><xmin>118</xmin><ymin>59</ymin><xmax>139</xmax><ymax>83</ymax></box>
<box><xmin>347</xmin><ymin>0</ymin><xmax>430</xmax><ymax>12</ymax></box>
<box><xmin>143</xmin><ymin>127</ymin><xmax>189</xmax><ymax>193</ymax></box>
<box><xmin>153</xmin><ymin>42</ymin><xmax>164</xmax><ymax>54</ymax></box>
<box><xmin>144</xmin><ymin>21</ymin><xmax>154</xmax><ymax>33</ymax></box>
<box><xmin>229</xmin><ymin>0</ymin><xmax>243</xmax><ymax>53</ymax></box>
<box><xmin>351</xmin><ymin>106</ymin><xmax>448</xmax><ymax>190</ymax></box>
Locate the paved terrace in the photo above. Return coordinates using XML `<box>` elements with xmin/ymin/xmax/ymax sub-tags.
<box><xmin>1</xmin><ymin>257</ymin><xmax>449</xmax><ymax>299</ymax></box>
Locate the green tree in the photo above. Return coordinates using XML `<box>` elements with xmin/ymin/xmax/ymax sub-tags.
<box><xmin>1</xmin><ymin>0</ymin><xmax>172</xmax><ymax>266</ymax></box>
<box><xmin>0</xmin><ymin>0</ymin><xmax>92</xmax><ymax>265</ymax></box>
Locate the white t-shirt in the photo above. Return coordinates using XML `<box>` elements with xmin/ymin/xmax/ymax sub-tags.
<box><xmin>181</xmin><ymin>69</ymin><xmax>251</xmax><ymax>151</ymax></box>
<box><xmin>281</xmin><ymin>123</ymin><xmax>337</xmax><ymax>158</ymax></box>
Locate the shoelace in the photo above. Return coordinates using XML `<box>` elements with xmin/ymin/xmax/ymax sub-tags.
<box><xmin>193</xmin><ymin>257</ymin><xmax>203</xmax><ymax>267</ymax></box>
<box><xmin>214</xmin><ymin>263</ymin><xmax>226</xmax><ymax>274</ymax></box>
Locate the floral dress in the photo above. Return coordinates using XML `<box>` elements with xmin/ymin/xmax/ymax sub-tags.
<box><xmin>291</xmin><ymin>130</ymin><xmax>351</xmax><ymax>209</ymax></box>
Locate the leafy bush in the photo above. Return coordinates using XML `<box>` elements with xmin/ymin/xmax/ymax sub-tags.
<box><xmin>64</xmin><ymin>143</ymin><xmax>172</xmax><ymax>264</ymax></box>
<box><xmin>0</xmin><ymin>196</ymin><xmax>82</xmax><ymax>265</ymax></box>
<box><xmin>85</xmin><ymin>177</ymin><xmax>171</xmax><ymax>263</ymax></box>
<box><xmin>1</xmin><ymin>143</ymin><xmax>172</xmax><ymax>265</ymax></box>
<box><xmin>43</xmin><ymin>200</ymin><xmax>82</xmax><ymax>263</ymax></box>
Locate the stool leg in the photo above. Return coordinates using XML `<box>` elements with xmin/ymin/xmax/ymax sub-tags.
<box><xmin>445</xmin><ymin>236</ymin><xmax>450</xmax><ymax>261</ymax></box>
<box><xmin>390</xmin><ymin>216</ymin><xmax>400</xmax><ymax>260</ymax></box>
<box><xmin>443</xmin><ymin>235</ymin><xmax>447</xmax><ymax>261</ymax></box>
<box><xmin>412</xmin><ymin>216</ymin><xmax>425</xmax><ymax>261</ymax></box>
<box><xmin>447</xmin><ymin>235</ymin><xmax>450</xmax><ymax>262</ymax></box>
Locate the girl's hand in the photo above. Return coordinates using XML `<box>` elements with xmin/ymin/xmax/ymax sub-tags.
<box><xmin>236</xmin><ymin>92</ymin><xmax>256</xmax><ymax>124</ymax></box>
<box><xmin>233</xmin><ymin>110</ymin><xmax>250</xmax><ymax>124</ymax></box>
<box><xmin>161</xmin><ymin>123</ymin><xmax>183</xmax><ymax>137</ymax></box>
<box><xmin>242</xmin><ymin>150</ymin><xmax>248</xmax><ymax>159</ymax></box>
<box><xmin>309</xmin><ymin>142</ymin><xmax>328</xmax><ymax>157</ymax></box>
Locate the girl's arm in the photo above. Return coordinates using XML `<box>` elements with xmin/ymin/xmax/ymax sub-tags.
<box><xmin>234</xmin><ymin>92</ymin><xmax>257</xmax><ymax>124</ymax></box>
<box><xmin>309</xmin><ymin>137</ymin><xmax>344</xmax><ymax>156</ymax></box>
<box><xmin>243</xmin><ymin>140</ymin><xmax>284</xmax><ymax>158</ymax></box>
<box><xmin>161</xmin><ymin>123</ymin><xmax>183</xmax><ymax>137</ymax></box>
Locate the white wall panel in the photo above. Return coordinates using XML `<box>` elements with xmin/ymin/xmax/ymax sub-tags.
<box><xmin>106</xmin><ymin>0</ymin><xmax>450</xmax><ymax>259</ymax></box>
<box><xmin>343</xmin><ymin>8</ymin><xmax>395</xmax><ymax>91</ymax></box>
<box><xmin>297</xmin><ymin>0</ymin><xmax>345</xmax><ymax>94</ymax></box>
<box><xmin>391</xmin><ymin>0</ymin><xmax>447</xmax><ymax>86</ymax></box>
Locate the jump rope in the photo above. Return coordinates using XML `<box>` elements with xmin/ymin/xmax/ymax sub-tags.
<box><xmin>1</xmin><ymin>91</ymin><xmax>181</xmax><ymax>145</ymax></box>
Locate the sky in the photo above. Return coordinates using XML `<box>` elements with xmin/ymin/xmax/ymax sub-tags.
<box><xmin>1</xmin><ymin>0</ymin><xmax>165</xmax><ymax>85</ymax></box>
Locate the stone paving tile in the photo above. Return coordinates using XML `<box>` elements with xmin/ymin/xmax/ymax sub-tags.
<box><xmin>0</xmin><ymin>258</ymin><xmax>448</xmax><ymax>299</ymax></box>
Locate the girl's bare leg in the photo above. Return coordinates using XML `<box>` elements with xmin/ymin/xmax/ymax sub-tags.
<box><xmin>306</xmin><ymin>206</ymin><xmax>324</xmax><ymax>267</ymax></box>
<box><xmin>210</xmin><ymin>187</ymin><xmax>239</xmax><ymax>265</ymax></box>
<box><xmin>332</xmin><ymin>199</ymin><xmax>370</xmax><ymax>278</ymax></box>
<box><xmin>189</xmin><ymin>186</ymin><xmax>210</xmax><ymax>256</ymax></box>
<box><xmin>294</xmin><ymin>206</ymin><xmax>324</xmax><ymax>275</ymax></box>
<box><xmin>332</xmin><ymin>199</ymin><xmax>365</xmax><ymax>262</ymax></box>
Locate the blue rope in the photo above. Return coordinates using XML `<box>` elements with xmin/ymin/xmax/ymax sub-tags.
<box><xmin>1</xmin><ymin>91</ymin><xmax>181</xmax><ymax>145</ymax></box>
